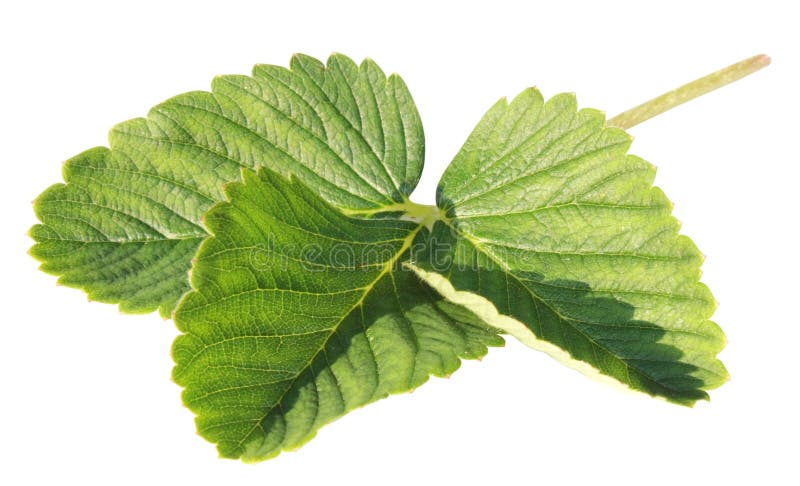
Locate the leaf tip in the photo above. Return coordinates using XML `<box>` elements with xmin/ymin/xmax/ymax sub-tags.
<box><xmin>360</xmin><ymin>55</ymin><xmax>375</xmax><ymax>67</ymax></box>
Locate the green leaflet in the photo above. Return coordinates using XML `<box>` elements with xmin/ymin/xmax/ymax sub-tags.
<box><xmin>413</xmin><ymin>88</ymin><xmax>727</xmax><ymax>404</ymax></box>
<box><xmin>30</xmin><ymin>53</ymin><xmax>423</xmax><ymax>316</ymax></box>
<box><xmin>172</xmin><ymin>169</ymin><xmax>502</xmax><ymax>461</ymax></box>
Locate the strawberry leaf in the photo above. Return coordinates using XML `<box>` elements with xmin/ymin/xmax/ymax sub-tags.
<box><xmin>173</xmin><ymin>169</ymin><xmax>501</xmax><ymax>461</ymax></box>
<box><xmin>30</xmin><ymin>53</ymin><xmax>423</xmax><ymax>316</ymax></box>
<box><xmin>411</xmin><ymin>88</ymin><xmax>727</xmax><ymax>405</ymax></box>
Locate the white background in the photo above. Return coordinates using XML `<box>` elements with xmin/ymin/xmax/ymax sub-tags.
<box><xmin>1</xmin><ymin>1</ymin><xmax>797</xmax><ymax>484</ymax></box>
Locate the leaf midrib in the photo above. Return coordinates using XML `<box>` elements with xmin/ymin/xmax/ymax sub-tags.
<box><xmin>441</xmin><ymin>219</ymin><xmax>696</xmax><ymax>395</ymax></box>
<box><xmin>289</xmin><ymin>58</ymin><xmax>404</xmax><ymax>198</ymax></box>
<box><xmin>234</xmin><ymin>222</ymin><xmax>424</xmax><ymax>450</ymax></box>
<box><xmin>214</xmin><ymin>77</ymin><xmax>395</xmax><ymax>205</ymax></box>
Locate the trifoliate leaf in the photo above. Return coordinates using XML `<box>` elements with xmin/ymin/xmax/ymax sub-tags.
<box><xmin>412</xmin><ymin>88</ymin><xmax>727</xmax><ymax>405</ymax></box>
<box><xmin>30</xmin><ymin>53</ymin><xmax>423</xmax><ymax>316</ymax></box>
<box><xmin>172</xmin><ymin>168</ymin><xmax>502</xmax><ymax>461</ymax></box>
<box><xmin>31</xmin><ymin>53</ymin><xmax>744</xmax><ymax>461</ymax></box>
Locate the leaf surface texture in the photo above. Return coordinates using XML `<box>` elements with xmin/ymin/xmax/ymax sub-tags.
<box><xmin>415</xmin><ymin>88</ymin><xmax>727</xmax><ymax>404</ymax></box>
<box><xmin>173</xmin><ymin>169</ymin><xmax>502</xmax><ymax>460</ymax></box>
<box><xmin>31</xmin><ymin>54</ymin><xmax>423</xmax><ymax>315</ymax></box>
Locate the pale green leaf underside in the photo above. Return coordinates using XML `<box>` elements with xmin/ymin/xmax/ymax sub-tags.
<box><xmin>423</xmin><ymin>88</ymin><xmax>727</xmax><ymax>405</ymax></box>
<box><xmin>173</xmin><ymin>169</ymin><xmax>502</xmax><ymax>461</ymax></box>
<box><xmin>30</xmin><ymin>53</ymin><xmax>423</xmax><ymax>316</ymax></box>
